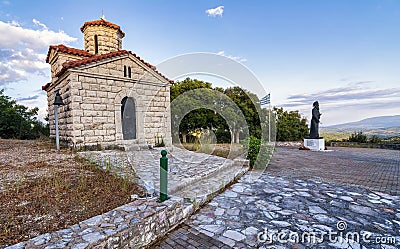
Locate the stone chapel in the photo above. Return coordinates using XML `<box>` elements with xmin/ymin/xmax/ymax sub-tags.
<box><xmin>42</xmin><ymin>17</ymin><xmax>172</xmax><ymax>149</ymax></box>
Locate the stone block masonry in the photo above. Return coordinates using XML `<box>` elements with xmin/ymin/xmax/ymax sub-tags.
<box><xmin>5</xmin><ymin>148</ymin><xmax>250</xmax><ymax>249</ymax></box>
<box><xmin>5</xmin><ymin>197</ymin><xmax>194</xmax><ymax>249</ymax></box>
<box><xmin>46</xmin><ymin>56</ymin><xmax>172</xmax><ymax>149</ymax></box>
<box><xmin>44</xmin><ymin>17</ymin><xmax>173</xmax><ymax>149</ymax></box>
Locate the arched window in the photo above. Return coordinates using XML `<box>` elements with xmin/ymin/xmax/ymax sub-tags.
<box><xmin>94</xmin><ymin>35</ymin><xmax>98</xmax><ymax>54</ymax></box>
<box><xmin>128</xmin><ymin>66</ymin><xmax>131</xmax><ymax>78</ymax></box>
<box><xmin>121</xmin><ymin>97</ymin><xmax>136</xmax><ymax>140</ymax></box>
<box><xmin>124</xmin><ymin>65</ymin><xmax>127</xmax><ymax>77</ymax></box>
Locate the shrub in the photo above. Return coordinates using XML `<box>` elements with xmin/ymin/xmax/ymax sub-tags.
<box><xmin>347</xmin><ymin>131</ymin><xmax>367</xmax><ymax>143</ymax></box>
<box><xmin>369</xmin><ymin>135</ymin><xmax>381</xmax><ymax>144</ymax></box>
<box><xmin>242</xmin><ymin>136</ymin><xmax>273</xmax><ymax>169</ymax></box>
<box><xmin>154</xmin><ymin>134</ymin><xmax>165</xmax><ymax>147</ymax></box>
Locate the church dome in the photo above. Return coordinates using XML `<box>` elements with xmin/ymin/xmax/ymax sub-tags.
<box><xmin>81</xmin><ymin>17</ymin><xmax>125</xmax><ymax>55</ymax></box>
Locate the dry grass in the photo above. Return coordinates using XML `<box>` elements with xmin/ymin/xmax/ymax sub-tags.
<box><xmin>0</xmin><ymin>139</ymin><xmax>145</xmax><ymax>248</ymax></box>
<box><xmin>178</xmin><ymin>143</ymin><xmax>245</xmax><ymax>159</ymax></box>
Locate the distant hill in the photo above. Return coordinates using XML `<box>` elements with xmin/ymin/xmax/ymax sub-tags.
<box><xmin>321</xmin><ymin>115</ymin><xmax>400</xmax><ymax>139</ymax></box>
<box><xmin>326</xmin><ymin>115</ymin><xmax>400</xmax><ymax>130</ymax></box>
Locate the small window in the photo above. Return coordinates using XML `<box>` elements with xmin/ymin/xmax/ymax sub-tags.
<box><xmin>124</xmin><ymin>65</ymin><xmax>127</xmax><ymax>77</ymax></box>
<box><xmin>117</xmin><ymin>40</ymin><xmax>120</xmax><ymax>50</ymax></box>
<box><xmin>128</xmin><ymin>67</ymin><xmax>131</xmax><ymax>78</ymax></box>
<box><xmin>94</xmin><ymin>35</ymin><xmax>98</xmax><ymax>54</ymax></box>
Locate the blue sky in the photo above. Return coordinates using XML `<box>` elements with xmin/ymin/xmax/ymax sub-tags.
<box><xmin>0</xmin><ymin>0</ymin><xmax>399</xmax><ymax>126</ymax></box>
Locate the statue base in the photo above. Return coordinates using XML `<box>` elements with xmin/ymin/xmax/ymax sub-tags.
<box><xmin>304</xmin><ymin>138</ymin><xmax>325</xmax><ymax>151</ymax></box>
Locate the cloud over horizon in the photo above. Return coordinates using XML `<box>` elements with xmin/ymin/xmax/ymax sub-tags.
<box><xmin>216</xmin><ymin>51</ymin><xmax>247</xmax><ymax>63</ymax></box>
<box><xmin>0</xmin><ymin>19</ymin><xmax>77</xmax><ymax>85</ymax></box>
<box><xmin>283</xmin><ymin>82</ymin><xmax>400</xmax><ymax>107</ymax></box>
<box><xmin>206</xmin><ymin>6</ymin><xmax>224</xmax><ymax>17</ymax></box>
<box><xmin>280</xmin><ymin>81</ymin><xmax>400</xmax><ymax>125</ymax></box>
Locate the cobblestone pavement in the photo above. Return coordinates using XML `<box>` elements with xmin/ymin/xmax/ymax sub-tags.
<box><xmin>151</xmin><ymin>147</ymin><xmax>400</xmax><ymax>248</ymax></box>
<box><xmin>79</xmin><ymin>146</ymin><xmax>246</xmax><ymax>196</ymax></box>
<box><xmin>267</xmin><ymin>147</ymin><xmax>400</xmax><ymax>195</ymax></box>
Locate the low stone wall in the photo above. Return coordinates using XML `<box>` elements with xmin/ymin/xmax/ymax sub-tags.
<box><xmin>6</xmin><ymin>162</ymin><xmax>249</xmax><ymax>249</ymax></box>
<box><xmin>330</xmin><ymin>142</ymin><xmax>400</xmax><ymax>150</ymax></box>
<box><xmin>7</xmin><ymin>197</ymin><xmax>193</xmax><ymax>249</ymax></box>
<box><xmin>275</xmin><ymin>141</ymin><xmax>302</xmax><ymax>147</ymax></box>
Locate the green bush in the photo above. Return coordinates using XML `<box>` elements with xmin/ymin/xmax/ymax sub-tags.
<box><xmin>0</xmin><ymin>89</ymin><xmax>48</xmax><ymax>139</ymax></box>
<box><xmin>154</xmin><ymin>134</ymin><xmax>165</xmax><ymax>147</ymax></box>
<box><xmin>242</xmin><ymin>136</ymin><xmax>273</xmax><ymax>169</ymax></box>
<box><xmin>369</xmin><ymin>135</ymin><xmax>381</xmax><ymax>144</ymax></box>
<box><xmin>347</xmin><ymin>131</ymin><xmax>367</xmax><ymax>143</ymax></box>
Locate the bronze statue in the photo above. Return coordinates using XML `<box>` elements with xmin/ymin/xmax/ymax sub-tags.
<box><xmin>309</xmin><ymin>101</ymin><xmax>321</xmax><ymax>138</ymax></box>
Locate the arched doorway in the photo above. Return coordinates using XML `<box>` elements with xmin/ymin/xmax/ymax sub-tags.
<box><xmin>121</xmin><ymin>97</ymin><xmax>136</xmax><ymax>140</ymax></box>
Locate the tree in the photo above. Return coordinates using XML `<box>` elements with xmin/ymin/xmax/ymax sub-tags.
<box><xmin>274</xmin><ymin>107</ymin><xmax>309</xmax><ymax>141</ymax></box>
<box><xmin>347</xmin><ymin>131</ymin><xmax>367</xmax><ymax>143</ymax></box>
<box><xmin>0</xmin><ymin>89</ymin><xmax>48</xmax><ymax>139</ymax></box>
<box><xmin>369</xmin><ymin>135</ymin><xmax>381</xmax><ymax>144</ymax></box>
<box><xmin>224</xmin><ymin>87</ymin><xmax>262</xmax><ymax>141</ymax></box>
<box><xmin>170</xmin><ymin>78</ymin><xmax>212</xmax><ymax>102</ymax></box>
<box><xmin>170</xmin><ymin>78</ymin><xmax>262</xmax><ymax>143</ymax></box>
<box><xmin>170</xmin><ymin>79</ymin><xmax>215</xmax><ymax>143</ymax></box>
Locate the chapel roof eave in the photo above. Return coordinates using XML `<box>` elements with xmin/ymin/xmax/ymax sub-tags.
<box><xmin>80</xmin><ymin>19</ymin><xmax>125</xmax><ymax>37</ymax></box>
<box><xmin>45</xmin><ymin>44</ymin><xmax>92</xmax><ymax>63</ymax></box>
<box><xmin>52</xmin><ymin>50</ymin><xmax>174</xmax><ymax>84</ymax></box>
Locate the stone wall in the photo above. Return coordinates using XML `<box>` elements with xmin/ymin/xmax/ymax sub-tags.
<box><xmin>5</xmin><ymin>196</ymin><xmax>194</xmax><ymax>249</ymax></box>
<box><xmin>48</xmin><ymin>53</ymin><xmax>85</xmax><ymax>79</ymax></box>
<box><xmin>331</xmin><ymin>142</ymin><xmax>400</xmax><ymax>150</ymax></box>
<box><xmin>46</xmin><ymin>74</ymin><xmax>74</xmax><ymax>143</ymax></box>
<box><xmin>47</xmin><ymin>55</ymin><xmax>172</xmax><ymax>148</ymax></box>
<box><xmin>83</xmin><ymin>25</ymin><xmax>123</xmax><ymax>55</ymax></box>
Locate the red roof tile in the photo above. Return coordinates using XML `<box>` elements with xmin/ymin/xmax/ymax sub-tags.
<box><xmin>56</xmin><ymin>50</ymin><xmax>129</xmax><ymax>77</ymax></box>
<box><xmin>54</xmin><ymin>50</ymin><xmax>173</xmax><ymax>84</ymax></box>
<box><xmin>80</xmin><ymin>19</ymin><xmax>125</xmax><ymax>37</ymax></box>
<box><xmin>46</xmin><ymin>44</ymin><xmax>92</xmax><ymax>63</ymax></box>
<box><xmin>42</xmin><ymin>83</ymin><xmax>50</xmax><ymax>91</ymax></box>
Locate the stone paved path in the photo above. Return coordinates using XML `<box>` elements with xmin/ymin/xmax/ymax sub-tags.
<box><xmin>151</xmin><ymin>147</ymin><xmax>400</xmax><ymax>248</ymax></box>
<box><xmin>268</xmin><ymin>147</ymin><xmax>400</xmax><ymax>195</ymax></box>
<box><xmin>79</xmin><ymin>146</ymin><xmax>248</xmax><ymax>198</ymax></box>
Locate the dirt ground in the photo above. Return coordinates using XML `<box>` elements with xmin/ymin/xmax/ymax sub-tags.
<box><xmin>0</xmin><ymin>139</ymin><xmax>145</xmax><ymax>248</ymax></box>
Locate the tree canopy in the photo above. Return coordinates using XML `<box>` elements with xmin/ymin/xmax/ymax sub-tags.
<box><xmin>170</xmin><ymin>78</ymin><xmax>265</xmax><ymax>143</ymax></box>
<box><xmin>273</xmin><ymin>107</ymin><xmax>309</xmax><ymax>141</ymax></box>
<box><xmin>171</xmin><ymin>78</ymin><xmax>310</xmax><ymax>143</ymax></box>
<box><xmin>0</xmin><ymin>89</ymin><xmax>48</xmax><ymax>139</ymax></box>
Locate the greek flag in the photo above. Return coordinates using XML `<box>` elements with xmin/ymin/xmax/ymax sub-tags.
<box><xmin>260</xmin><ymin>94</ymin><xmax>270</xmax><ymax>105</ymax></box>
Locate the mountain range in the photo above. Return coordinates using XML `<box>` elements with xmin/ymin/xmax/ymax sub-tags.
<box><xmin>321</xmin><ymin>115</ymin><xmax>400</xmax><ymax>138</ymax></box>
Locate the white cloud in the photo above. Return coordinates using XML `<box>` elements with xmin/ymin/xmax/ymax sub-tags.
<box><xmin>0</xmin><ymin>19</ymin><xmax>76</xmax><ymax>50</ymax></box>
<box><xmin>280</xmin><ymin>82</ymin><xmax>400</xmax><ymax>125</ymax></box>
<box><xmin>32</xmin><ymin>18</ymin><xmax>48</xmax><ymax>30</ymax></box>
<box><xmin>217</xmin><ymin>51</ymin><xmax>247</xmax><ymax>63</ymax></box>
<box><xmin>0</xmin><ymin>19</ymin><xmax>77</xmax><ymax>85</ymax></box>
<box><xmin>206</xmin><ymin>6</ymin><xmax>224</xmax><ymax>17</ymax></box>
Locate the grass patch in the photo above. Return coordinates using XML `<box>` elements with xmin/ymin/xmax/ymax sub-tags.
<box><xmin>0</xmin><ymin>139</ymin><xmax>144</xmax><ymax>248</ymax></box>
<box><xmin>178</xmin><ymin>143</ymin><xmax>244</xmax><ymax>159</ymax></box>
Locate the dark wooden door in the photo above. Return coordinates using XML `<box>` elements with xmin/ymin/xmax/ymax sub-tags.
<box><xmin>121</xmin><ymin>97</ymin><xmax>136</xmax><ymax>140</ymax></box>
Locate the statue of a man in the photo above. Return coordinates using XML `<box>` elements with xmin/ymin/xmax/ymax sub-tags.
<box><xmin>309</xmin><ymin>101</ymin><xmax>321</xmax><ymax>138</ymax></box>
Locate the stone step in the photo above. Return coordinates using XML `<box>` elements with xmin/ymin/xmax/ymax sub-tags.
<box><xmin>169</xmin><ymin>158</ymin><xmax>249</xmax><ymax>195</ymax></box>
<box><xmin>123</xmin><ymin>144</ymin><xmax>152</xmax><ymax>151</ymax></box>
<box><xmin>172</xmin><ymin>159</ymin><xmax>249</xmax><ymax>201</ymax></box>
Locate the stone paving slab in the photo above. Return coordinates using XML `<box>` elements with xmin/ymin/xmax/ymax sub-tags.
<box><xmin>267</xmin><ymin>147</ymin><xmax>400</xmax><ymax>195</ymax></box>
<box><xmin>79</xmin><ymin>146</ymin><xmax>244</xmax><ymax>196</ymax></box>
<box><xmin>5</xmin><ymin>147</ymin><xmax>249</xmax><ymax>249</ymax></box>
<box><xmin>152</xmin><ymin>174</ymin><xmax>400</xmax><ymax>249</ymax></box>
<box><xmin>151</xmin><ymin>147</ymin><xmax>400</xmax><ymax>249</ymax></box>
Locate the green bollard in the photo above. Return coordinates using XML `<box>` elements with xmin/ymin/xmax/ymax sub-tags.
<box><xmin>159</xmin><ymin>150</ymin><xmax>168</xmax><ymax>202</ymax></box>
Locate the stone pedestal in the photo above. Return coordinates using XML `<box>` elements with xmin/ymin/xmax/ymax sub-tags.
<box><xmin>304</xmin><ymin>138</ymin><xmax>325</xmax><ymax>151</ymax></box>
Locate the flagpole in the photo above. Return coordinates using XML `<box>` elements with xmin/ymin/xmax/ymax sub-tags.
<box><xmin>268</xmin><ymin>92</ymin><xmax>271</xmax><ymax>143</ymax></box>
